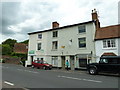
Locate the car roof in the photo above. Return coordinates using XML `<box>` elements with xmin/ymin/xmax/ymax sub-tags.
<box><xmin>100</xmin><ymin>56</ymin><xmax>120</xmax><ymax>59</ymax></box>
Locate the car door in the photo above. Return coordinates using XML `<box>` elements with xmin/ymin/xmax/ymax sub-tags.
<box><xmin>37</xmin><ymin>60</ymin><xmax>42</xmax><ymax>68</ymax></box>
<box><xmin>33</xmin><ymin>60</ymin><xmax>39</xmax><ymax>67</ymax></box>
<box><xmin>108</xmin><ymin>59</ymin><xmax>118</xmax><ymax>73</ymax></box>
<box><xmin>99</xmin><ymin>59</ymin><xmax>109</xmax><ymax>72</ymax></box>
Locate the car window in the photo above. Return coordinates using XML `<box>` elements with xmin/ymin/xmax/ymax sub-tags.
<box><xmin>34</xmin><ymin>60</ymin><xmax>38</xmax><ymax>63</ymax></box>
<box><xmin>44</xmin><ymin>61</ymin><xmax>48</xmax><ymax>64</ymax></box>
<box><xmin>100</xmin><ymin>59</ymin><xmax>108</xmax><ymax>63</ymax></box>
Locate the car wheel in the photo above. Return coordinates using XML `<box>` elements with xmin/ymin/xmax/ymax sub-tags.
<box><xmin>89</xmin><ymin>68</ymin><xmax>97</xmax><ymax>75</ymax></box>
<box><xmin>31</xmin><ymin>65</ymin><xmax>34</xmax><ymax>68</ymax></box>
<box><xmin>49</xmin><ymin>68</ymin><xmax>52</xmax><ymax>70</ymax></box>
<box><xmin>43</xmin><ymin>66</ymin><xmax>47</xmax><ymax>70</ymax></box>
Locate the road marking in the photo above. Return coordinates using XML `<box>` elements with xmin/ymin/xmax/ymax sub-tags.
<box><xmin>17</xmin><ymin>69</ymin><xmax>39</xmax><ymax>74</ymax></box>
<box><xmin>17</xmin><ymin>69</ymin><xmax>23</xmax><ymax>71</ymax></box>
<box><xmin>4</xmin><ymin>81</ymin><xmax>14</xmax><ymax>86</ymax></box>
<box><xmin>58</xmin><ymin>75</ymin><xmax>102</xmax><ymax>83</ymax></box>
<box><xmin>32</xmin><ymin>72</ymin><xmax>39</xmax><ymax>73</ymax></box>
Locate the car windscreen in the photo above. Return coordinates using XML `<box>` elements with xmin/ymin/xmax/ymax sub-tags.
<box><xmin>43</xmin><ymin>61</ymin><xmax>48</xmax><ymax>64</ymax></box>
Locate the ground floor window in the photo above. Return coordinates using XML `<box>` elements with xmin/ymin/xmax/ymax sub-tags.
<box><xmin>51</xmin><ymin>56</ymin><xmax>58</xmax><ymax>66</ymax></box>
<box><xmin>79</xmin><ymin>59</ymin><xmax>87</xmax><ymax>67</ymax></box>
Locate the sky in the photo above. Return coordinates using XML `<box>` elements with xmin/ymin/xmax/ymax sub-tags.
<box><xmin>0</xmin><ymin>0</ymin><xmax>119</xmax><ymax>43</ymax></box>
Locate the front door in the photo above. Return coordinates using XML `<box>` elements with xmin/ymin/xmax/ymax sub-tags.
<box><xmin>70</xmin><ymin>56</ymin><xmax>75</xmax><ymax>70</ymax></box>
<box><xmin>61</xmin><ymin>56</ymin><xmax>65</xmax><ymax>69</ymax></box>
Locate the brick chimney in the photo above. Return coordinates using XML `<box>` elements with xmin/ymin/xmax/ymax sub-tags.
<box><xmin>91</xmin><ymin>9</ymin><xmax>100</xmax><ymax>29</ymax></box>
<box><xmin>52</xmin><ymin>21</ymin><xmax>59</xmax><ymax>29</ymax></box>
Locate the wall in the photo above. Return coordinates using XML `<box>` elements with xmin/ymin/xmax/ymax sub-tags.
<box><xmin>95</xmin><ymin>38</ymin><xmax>119</xmax><ymax>62</ymax></box>
<box><xmin>27</xmin><ymin>22</ymin><xmax>96</xmax><ymax>68</ymax></box>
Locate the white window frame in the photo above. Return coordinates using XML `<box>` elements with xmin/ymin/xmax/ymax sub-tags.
<box><xmin>78</xmin><ymin>25</ymin><xmax>86</xmax><ymax>33</ymax></box>
<box><xmin>37</xmin><ymin>43</ymin><xmax>42</xmax><ymax>50</ymax></box>
<box><xmin>52</xmin><ymin>41</ymin><xmax>58</xmax><ymax>50</ymax></box>
<box><xmin>102</xmin><ymin>39</ymin><xmax>116</xmax><ymax>49</ymax></box>
<box><xmin>53</xmin><ymin>31</ymin><xmax>58</xmax><ymax>37</ymax></box>
<box><xmin>51</xmin><ymin>56</ymin><xmax>58</xmax><ymax>66</ymax></box>
<box><xmin>78</xmin><ymin>37</ymin><xmax>86</xmax><ymax>48</ymax></box>
<box><xmin>38</xmin><ymin>34</ymin><xmax>42</xmax><ymax>39</ymax></box>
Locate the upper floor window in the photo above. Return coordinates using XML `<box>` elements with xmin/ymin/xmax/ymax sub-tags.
<box><xmin>52</xmin><ymin>41</ymin><xmax>58</xmax><ymax>50</ymax></box>
<box><xmin>37</xmin><ymin>43</ymin><xmax>42</xmax><ymax>50</ymax></box>
<box><xmin>38</xmin><ymin>34</ymin><xmax>42</xmax><ymax>39</ymax></box>
<box><xmin>103</xmin><ymin>39</ymin><xmax>116</xmax><ymax>48</ymax></box>
<box><xmin>78</xmin><ymin>37</ymin><xmax>86</xmax><ymax>48</ymax></box>
<box><xmin>53</xmin><ymin>31</ymin><xmax>58</xmax><ymax>37</ymax></box>
<box><xmin>78</xmin><ymin>25</ymin><xmax>86</xmax><ymax>33</ymax></box>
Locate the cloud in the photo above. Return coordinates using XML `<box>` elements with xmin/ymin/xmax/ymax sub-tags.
<box><xmin>1</xmin><ymin>0</ymin><xmax>119</xmax><ymax>43</ymax></box>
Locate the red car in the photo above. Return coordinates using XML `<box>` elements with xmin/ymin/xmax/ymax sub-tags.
<box><xmin>32</xmin><ymin>60</ymin><xmax>52</xmax><ymax>70</ymax></box>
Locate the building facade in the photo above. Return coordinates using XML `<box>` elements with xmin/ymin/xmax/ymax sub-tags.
<box><xmin>95</xmin><ymin>25</ymin><xmax>120</xmax><ymax>62</ymax></box>
<box><xmin>26</xmin><ymin>9</ymin><xmax>99</xmax><ymax>70</ymax></box>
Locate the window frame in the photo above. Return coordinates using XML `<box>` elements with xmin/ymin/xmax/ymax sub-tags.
<box><xmin>103</xmin><ymin>39</ymin><xmax>116</xmax><ymax>49</ymax></box>
<box><xmin>51</xmin><ymin>56</ymin><xmax>58</xmax><ymax>66</ymax></box>
<box><xmin>78</xmin><ymin>25</ymin><xmax>86</xmax><ymax>33</ymax></box>
<box><xmin>52</xmin><ymin>41</ymin><xmax>58</xmax><ymax>50</ymax></box>
<box><xmin>53</xmin><ymin>31</ymin><xmax>58</xmax><ymax>38</ymax></box>
<box><xmin>37</xmin><ymin>43</ymin><xmax>42</xmax><ymax>50</ymax></box>
<box><xmin>78</xmin><ymin>37</ymin><xmax>86</xmax><ymax>48</ymax></box>
<box><xmin>38</xmin><ymin>34</ymin><xmax>42</xmax><ymax>39</ymax></box>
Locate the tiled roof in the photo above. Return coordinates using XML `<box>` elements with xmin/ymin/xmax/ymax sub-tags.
<box><xmin>95</xmin><ymin>24</ymin><xmax>120</xmax><ymax>40</ymax></box>
<box><xmin>101</xmin><ymin>52</ymin><xmax>117</xmax><ymax>56</ymax></box>
<box><xmin>14</xmin><ymin>43</ymin><xmax>28</xmax><ymax>54</ymax></box>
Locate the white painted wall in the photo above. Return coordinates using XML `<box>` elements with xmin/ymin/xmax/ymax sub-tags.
<box><xmin>27</xmin><ymin>22</ymin><xmax>96</xmax><ymax>68</ymax></box>
<box><xmin>95</xmin><ymin>38</ymin><xmax>119</xmax><ymax>62</ymax></box>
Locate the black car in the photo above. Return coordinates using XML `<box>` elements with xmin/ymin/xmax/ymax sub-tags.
<box><xmin>87</xmin><ymin>56</ymin><xmax>120</xmax><ymax>75</ymax></box>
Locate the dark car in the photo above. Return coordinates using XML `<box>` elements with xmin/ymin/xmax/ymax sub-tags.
<box><xmin>87</xmin><ymin>56</ymin><xmax>120</xmax><ymax>75</ymax></box>
<box><xmin>32</xmin><ymin>60</ymin><xmax>52</xmax><ymax>70</ymax></box>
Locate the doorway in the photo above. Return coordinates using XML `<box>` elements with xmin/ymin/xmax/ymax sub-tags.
<box><xmin>79</xmin><ymin>59</ymin><xmax>87</xmax><ymax>67</ymax></box>
<box><xmin>61</xmin><ymin>56</ymin><xmax>65</xmax><ymax>69</ymax></box>
<box><xmin>70</xmin><ymin>56</ymin><xmax>75</xmax><ymax>70</ymax></box>
<box><xmin>31</xmin><ymin>56</ymin><xmax>34</xmax><ymax>64</ymax></box>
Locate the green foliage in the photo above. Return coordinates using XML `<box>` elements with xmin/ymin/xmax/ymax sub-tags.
<box><xmin>20</xmin><ymin>39</ymin><xmax>29</xmax><ymax>44</ymax></box>
<box><xmin>12</xmin><ymin>56</ymin><xmax>19</xmax><ymax>58</ymax></box>
<box><xmin>11</xmin><ymin>52</ymin><xmax>27</xmax><ymax>60</ymax></box>
<box><xmin>2</xmin><ymin>44</ymin><xmax>12</xmax><ymax>55</ymax></box>
<box><xmin>2</xmin><ymin>38</ymin><xmax>17</xmax><ymax>50</ymax></box>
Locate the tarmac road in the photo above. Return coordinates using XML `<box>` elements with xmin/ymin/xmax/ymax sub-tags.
<box><xmin>1</xmin><ymin>63</ymin><xmax>120</xmax><ymax>89</ymax></box>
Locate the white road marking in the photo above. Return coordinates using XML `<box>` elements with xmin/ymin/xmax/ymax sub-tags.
<box><xmin>17</xmin><ymin>69</ymin><xmax>23</xmax><ymax>71</ymax></box>
<box><xmin>32</xmin><ymin>72</ymin><xmax>39</xmax><ymax>73</ymax></box>
<box><xmin>58</xmin><ymin>75</ymin><xmax>102</xmax><ymax>83</ymax></box>
<box><xmin>17</xmin><ymin>69</ymin><xmax>39</xmax><ymax>74</ymax></box>
<box><xmin>4</xmin><ymin>81</ymin><xmax>14</xmax><ymax>86</ymax></box>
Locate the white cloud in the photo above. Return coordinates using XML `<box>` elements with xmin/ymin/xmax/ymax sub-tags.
<box><xmin>1</xmin><ymin>0</ymin><xmax>119</xmax><ymax>43</ymax></box>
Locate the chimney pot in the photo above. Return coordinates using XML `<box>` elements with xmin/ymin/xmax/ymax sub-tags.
<box><xmin>91</xmin><ymin>9</ymin><xmax>100</xmax><ymax>29</ymax></box>
<box><xmin>52</xmin><ymin>21</ymin><xmax>59</xmax><ymax>29</ymax></box>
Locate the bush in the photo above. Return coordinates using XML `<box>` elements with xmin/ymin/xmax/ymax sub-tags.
<box><xmin>12</xmin><ymin>56</ymin><xmax>18</xmax><ymax>58</ymax></box>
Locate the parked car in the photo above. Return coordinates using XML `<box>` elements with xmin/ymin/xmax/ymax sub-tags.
<box><xmin>32</xmin><ymin>60</ymin><xmax>52</xmax><ymax>70</ymax></box>
<box><xmin>87</xmin><ymin>56</ymin><xmax>120</xmax><ymax>75</ymax></box>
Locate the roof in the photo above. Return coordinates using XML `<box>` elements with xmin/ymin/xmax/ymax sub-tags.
<box><xmin>95</xmin><ymin>24</ymin><xmax>120</xmax><ymax>40</ymax></box>
<box><xmin>28</xmin><ymin>20</ymin><xmax>94</xmax><ymax>35</ymax></box>
<box><xmin>14</xmin><ymin>43</ymin><xmax>28</xmax><ymax>54</ymax></box>
<box><xmin>101</xmin><ymin>52</ymin><xmax>117</xmax><ymax>56</ymax></box>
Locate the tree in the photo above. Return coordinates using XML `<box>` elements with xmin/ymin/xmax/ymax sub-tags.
<box><xmin>2</xmin><ymin>38</ymin><xmax>17</xmax><ymax>50</ymax></box>
<box><xmin>20</xmin><ymin>39</ymin><xmax>29</xmax><ymax>44</ymax></box>
<box><xmin>2</xmin><ymin>44</ymin><xmax>12</xmax><ymax>55</ymax></box>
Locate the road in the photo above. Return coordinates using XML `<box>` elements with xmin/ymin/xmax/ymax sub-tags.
<box><xmin>1</xmin><ymin>63</ymin><xmax>120</xmax><ymax>89</ymax></box>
